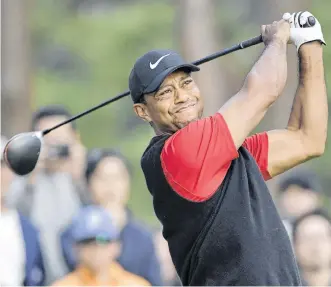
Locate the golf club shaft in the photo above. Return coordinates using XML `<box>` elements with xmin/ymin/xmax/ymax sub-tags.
<box><xmin>43</xmin><ymin>35</ymin><xmax>263</xmax><ymax>136</ymax></box>
<box><xmin>43</xmin><ymin>90</ymin><xmax>130</xmax><ymax>135</ymax></box>
<box><xmin>193</xmin><ymin>35</ymin><xmax>262</xmax><ymax>66</ymax></box>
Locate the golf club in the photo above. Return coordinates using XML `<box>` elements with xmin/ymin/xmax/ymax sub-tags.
<box><xmin>3</xmin><ymin>14</ymin><xmax>316</xmax><ymax>177</ymax></box>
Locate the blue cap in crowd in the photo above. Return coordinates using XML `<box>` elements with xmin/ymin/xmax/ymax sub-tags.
<box><xmin>71</xmin><ymin>205</ymin><xmax>119</xmax><ymax>243</ymax></box>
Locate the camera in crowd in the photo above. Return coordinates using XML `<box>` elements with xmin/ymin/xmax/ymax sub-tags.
<box><xmin>47</xmin><ymin>144</ymin><xmax>70</xmax><ymax>160</ymax></box>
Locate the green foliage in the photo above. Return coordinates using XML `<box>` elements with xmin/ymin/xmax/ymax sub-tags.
<box><xmin>31</xmin><ymin>0</ymin><xmax>176</xmax><ymax>224</ymax></box>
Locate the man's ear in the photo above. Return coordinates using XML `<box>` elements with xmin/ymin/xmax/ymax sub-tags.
<box><xmin>133</xmin><ymin>103</ymin><xmax>152</xmax><ymax>122</ymax></box>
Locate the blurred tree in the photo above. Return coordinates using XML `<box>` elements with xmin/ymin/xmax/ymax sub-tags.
<box><xmin>1</xmin><ymin>0</ymin><xmax>32</xmax><ymax>137</ymax></box>
<box><xmin>176</xmin><ymin>0</ymin><xmax>227</xmax><ymax>116</ymax></box>
<box><xmin>65</xmin><ymin>0</ymin><xmax>119</xmax><ymax>13</ymax></box>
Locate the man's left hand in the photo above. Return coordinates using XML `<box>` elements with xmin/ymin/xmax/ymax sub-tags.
<box><xmin>283</xmin><ymin>11</ymin><xmax>326</xmax><ymax>51</ymax></box>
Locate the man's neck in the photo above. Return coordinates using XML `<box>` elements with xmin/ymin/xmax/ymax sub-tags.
<box><xmin>302</xmin><ymin>267</ymin><xmax>330</xmax><ymax>286</ymax></box>
<box><xmin>154</xmin><ymin>127</ymin><xmax>168</xmax><ymax>136</ymax></box>
<box><xmin>155</xmin><ymin>128</ymin><xmax>163</xmax><ymax>136</ymax></box>
<box><xmin>152</xmin><ymin>122</ymin><xmax>176</xmax><ymax>136</ymax></box>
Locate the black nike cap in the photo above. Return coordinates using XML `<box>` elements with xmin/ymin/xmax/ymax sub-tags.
<box><xmin>129</xmin><ymin>49</ymin><xmax>200</xmax><ymax>103</ymax></box>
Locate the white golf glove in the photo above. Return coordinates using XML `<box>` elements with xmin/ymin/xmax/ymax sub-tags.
<box><xmin>283</xmin><ymin>11</ymin><xmax>326</xmax><ymax>51</ymax></box>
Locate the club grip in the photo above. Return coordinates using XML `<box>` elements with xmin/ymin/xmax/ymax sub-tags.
<box><xmin>240</xmin><ymin>35</ymin><xmax>263</xmax><ymax>49</ymax></box>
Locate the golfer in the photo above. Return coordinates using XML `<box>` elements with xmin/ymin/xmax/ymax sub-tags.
<box><xmin>129</xmin><ymin>12</ymin><xmax>327</xmax><ymax>286</ymax></box>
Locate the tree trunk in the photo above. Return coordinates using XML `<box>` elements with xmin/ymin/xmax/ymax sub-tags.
<box><xmin>1</xmin><ymin>0</ymin><xmax>32</xmax><ymax>137</ymax></box>
<box><xmin>175</xmin><ymin>0</ymin><xmax>227</xmax><ymax>116</ymax></box>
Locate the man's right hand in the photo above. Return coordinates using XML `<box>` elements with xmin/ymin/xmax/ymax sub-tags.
<box><xmin>261</xmin><ymin>19</ymin><xmax>290</xmax><ymax>46</ymax></box>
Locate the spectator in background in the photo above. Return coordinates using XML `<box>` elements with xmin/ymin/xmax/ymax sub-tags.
<box><xmin>7</xmin><ymin>105</ymin><xmax>90</xmax><ymax>284</ymax></box>
<box><xmin>61</xmin><ymin>148</ymin><xmax>163</xmax><ymax>285</ymax></box>
<box><xmin>53</xmin><ymin>206</ymin><xmax>150</xmax><ymax>286</ymax></box>
<box><xmin>277</xmin><ymin>170</ymin><xmax>323</xmax><ymax>238</ymax></box>
<box><xmin>292</xmin><ymin>209</ymin><xmax>331</xmax><ymax>286</ymax></box>
<box><xmin>153</xmin><ymin>229</ymin><xmax>181</xmax><ymax>286</ymax></box>
<box><xmin>0</xmin><ymin>135</ymin><xmax>45</xmax><ymax>286</ymax></box>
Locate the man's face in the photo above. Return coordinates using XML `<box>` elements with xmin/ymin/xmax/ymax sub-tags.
<box><xmin>280</xmin><ymin>186</ymin><xmax>319</xmax><ymax>219</ymax></box>
<box><xmin>34</xmin><ymin>115</ymin><xmax>79</xmax><ymax>168</ymax></box>
<box><xmin>295</xmin><ymin>215</ymin><xmax>331</xmax><ymax>271</ymax></box>
<box><xmin>35</xmin><ymin>115</ymin><xmax>78</xmax><ymax>147</ymax></box>
<box><xmin>134</xmin><ymin>70</ymin><xmax>204</xmax><ymax>133</ymax></box>
<box><xmin>89</xmin><ymin>156</ymin><xmax>130</xmax><ymax>211</ymax></box>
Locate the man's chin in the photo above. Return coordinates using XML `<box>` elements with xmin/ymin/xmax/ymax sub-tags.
<box><xmin>174</xmin><ymin>116</ymin><xmax>200</xmax><ymax>129</ymax></box>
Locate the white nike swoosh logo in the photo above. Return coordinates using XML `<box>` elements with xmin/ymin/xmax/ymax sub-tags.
<box><xmin>149</xmin><ymin>53</ymin><xmax>171</xmax><ymax>69</ymax></box>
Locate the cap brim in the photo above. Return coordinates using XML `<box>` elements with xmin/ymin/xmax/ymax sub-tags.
<box><xmin>144</xmin><ymin>64</ymin><xmax>200</xmax><ymax>94</ymax></box>
<box><xmin>74</xmin><ymin>234</ymin><xmax>117</xmax><ymax>243</ymax></box>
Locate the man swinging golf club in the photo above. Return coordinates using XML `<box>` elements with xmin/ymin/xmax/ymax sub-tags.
<box><xmin>129</xmin><ymin>12</ymin><xmax>327</xmax><ymax>286</ymax></box>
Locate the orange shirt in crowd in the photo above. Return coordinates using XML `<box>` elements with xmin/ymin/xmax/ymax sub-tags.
<box><xmin>52</xmin><ymin>261</ymin><xmax>150</xmax><ymax>286</ymax></box>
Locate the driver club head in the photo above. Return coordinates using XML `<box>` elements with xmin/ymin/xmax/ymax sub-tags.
<box><xmin>3</xmin><ymin>132</ymin><xmax>43</xmax><ymax>176</ymax></box>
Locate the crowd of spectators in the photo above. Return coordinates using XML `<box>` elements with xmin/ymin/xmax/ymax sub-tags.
<box><xmin>275</xmin><ymin>172</ymin><xmax>331</xmax><ymax>286</ymax></box>
<box><xmin>1</xmin><ymin>104</ymin><xmax>330</xmax><ymax>286</ymax></box>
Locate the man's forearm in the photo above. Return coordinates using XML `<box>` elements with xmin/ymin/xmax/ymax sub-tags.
<box><xmin>246</xmin><ymin>40</ymin><xmax>288</xmax><ymax>102</ymax></box>
<box><xmin>219</xmin><ymin>39</ymin><xmax>289</xmax><ymax>148</ymax></box>
<box><xmin>287</xmin><ymin>88</ymin><xmax>302</xmax><ymax>131</ymax></box>
<box><xmin>290</xmin><ymin>43</ymin><xmax>328</xmax><ymax>153</ymax></box>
